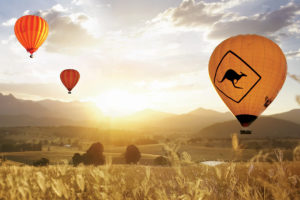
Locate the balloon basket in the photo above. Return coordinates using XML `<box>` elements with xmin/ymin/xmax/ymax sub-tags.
<box><xmin>68</xmin><ymin>91</ymin><xmax>71</xmax><ymax>94</ymax></box>
<box><xmin>240</xmin><ymin>129</ymin><xmax>252</xmax><ymax>134</ymax></box>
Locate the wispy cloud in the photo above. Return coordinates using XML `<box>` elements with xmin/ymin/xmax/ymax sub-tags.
<box><xmin>151</xmin><ymin>0</ymin><xmax>254</xmax><ymax>28</ymax></box>
<box><xmin>286</xmin><ymin>48</ymin><xmax>300</xmax><ymax>58</ymax></box>
<box><xmin>1</xmin><ymin>18</ymin><xmax>17</xmax><ymax>26</ymax></box>
<box><xmin>208</xmin><ymin>1</ymin><xmax>300</xmax><ymax>39</ymax></box>
<box><xmin>150</xmin><ymin>0</ymin><xmax>300</xmax><ymax>42</ymax></box>
<box><xmin>32</xmin><ymin>4</ymin><xmax>99</xmax><ymax>54</ymax></box>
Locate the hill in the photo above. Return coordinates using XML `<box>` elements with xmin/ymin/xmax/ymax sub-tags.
<box><xmin>0</xmin><ymin>115</ymin><xmax>77</xmax><ymax>127</ymax></box>
<box><xmin>153</xmin><ymin>108</ymin><xmax>233</xmax><ymax>131</ymax></box>
<box><xmin>194</xmin><ymin>117</ymin><xmax>300</xmax><ymax>139</ymax></box>
<box><xmin>271</xmin><ymin>109</ymin><xmax>300</xmax><ymax>124</ymax></box>
<box><xmin>0</xmin><ymin>93</ymin><xmax>299</xmax><ymax>132</ymax></box>
<box><xmin>125</xmin><ymin>109</ymin><xmax>175</xmax><ymax>122</ymax></box>
<box><xmin>0</xmin><ymin>93</ymin><xmax>103</xmax><ymax>126</ymax></box>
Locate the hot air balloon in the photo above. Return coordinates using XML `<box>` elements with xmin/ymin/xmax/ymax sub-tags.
<box><xmin>14</xmin><ymin>15</ymin><xmax>49</xmax><ymax>58</ymax></box>
<box><xmin>60</xmin><ymin>69</ymin><xmax>80</xmax><ymax>94</ymax></box>
<box><xmin>209</xmin><ymin>34</ymin><xmax>287</xmax><ymax>132</ymax></box>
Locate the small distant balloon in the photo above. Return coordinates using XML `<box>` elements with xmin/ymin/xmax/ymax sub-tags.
<box><xmin>209</xmin><ymin>34</ymin><xmax>287</xmax><ymax>127</ymax></box>
<box><xmin>60</xmin><ymin>69</ymin><xmax>80</xmax><ymax>94</ymax></box>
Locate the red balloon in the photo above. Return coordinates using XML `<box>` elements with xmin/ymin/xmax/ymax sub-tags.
<box><xmin>60</xmin><ymin>69</ymin><xmax>80</xmax><ymax>94</ymax></box>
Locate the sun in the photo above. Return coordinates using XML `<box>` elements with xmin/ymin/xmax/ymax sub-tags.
<box><xmin>94</xmin><ymin>89</ymin><xmax>149</xmax><ymax>117</ymax></box>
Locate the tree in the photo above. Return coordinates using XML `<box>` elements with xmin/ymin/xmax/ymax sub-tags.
<box><xmin>82</xmin><ymin>142</ymin><xmax>105</xmax><ymax>165</ymax></box>
<box><xmin>33</xmin><ymin>158</ymin><xmax>49</xmax><ymax>166</ymax></box>
<box><xmin>72</xmin><ymin>153</ymin><xmax>82</xmax><ymax>166</ymax></box>
<box><xmin>125</xmin><ymin>145</ymin><xmax>141</xmax><ymax>164</ymax></box>
<box><xmin>154</xmin><ymin>156</ymin><xmax>170</xmax><ymax>166</ymax></box>
<box><xmin>72</xmin><ymin>142</ymin><xmax>105</xmax><ymax>166</ymax></box>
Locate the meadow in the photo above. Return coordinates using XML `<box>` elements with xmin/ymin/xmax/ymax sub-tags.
<box><xmin>0</xmin><ymin>127</ymin><xmax>300</xmax><ymax>199</ymax></box>
<box><xmin>0</xmin><ymin>152</ymin><xmax>300</xmax><ymax>200</ymax></box>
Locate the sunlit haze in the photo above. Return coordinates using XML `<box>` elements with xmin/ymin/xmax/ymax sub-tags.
<box><xmin>0</xmin><ymin>0</ymin><xmax>299</xmax><ymax>117</ymax></box>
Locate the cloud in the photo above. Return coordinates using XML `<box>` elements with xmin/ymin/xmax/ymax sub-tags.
<box><xmin>288</xmin><ymin>73</ymin><xmax>300</xmax><ymax>83</ymax></box>
<box><xmin>71</xmin><ymin>0</ymin><xmax>84</xmax><ymax>6</ymax></box>
<box><xmin>32</xmin><ymin>4</ymin><xmax>99</xmax><ymax>54</ymax></box>
<box><xmin>286</xmin><ymin>49</ymin><xmax>300</xmax><ymax>58</ymax></box>
<box><xmin>152</xmin><ymin>0</ymin><xmax>253</xmax><ymax>28</ymax></box>
<box><xmin>2</xmin><ymin>18</ymin><xmax>17</xmax><ymax>26</ymax></box>
<box><xmin>208</xmin><ymin>2</ymin><xmax>300</xmax><ymax>39</ymax></box>
<box><xmin>152</xmin><ymin>0</ymin><xmax>300</xmax><ymax>41</ymax></box>
<box><xmin>160</xmin><ymin>0</ymin><xmax>224</xmax><ymax>27</ymax></box>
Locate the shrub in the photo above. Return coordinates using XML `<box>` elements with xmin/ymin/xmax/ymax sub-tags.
<box><xmin>33</xmin><ymin>158</ymin><xmax>49</xmax><ymax>166</ymax></box>
<box><xmin>125</xmin><ymin>145</ymin><xmax>141</xmax><ymax>164</ymax></box>
<box><xmin>72</xmin><ymin>153</ymin><xmax>82</xmax><ymax>166</ymax></box>
<box><xmin>72</xmin><ymin>142</ymin><xmax>105</xmax><ymax>166</ymax></box>
<box><xmin>154</xmin><ymin>156</ymin><xmax>170</xmax><ymax>166</ymax></box>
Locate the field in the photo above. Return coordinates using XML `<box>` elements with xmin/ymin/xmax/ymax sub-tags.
<box><xmin>0</xmin><ymin>159</ymin><xmax>299</xmax><ymax>200</ymax></box>
<box><xmin>1</xmin><ymin>127</ymin><xmax>300</xmax><ymax>199</ymax></box>
<box><xmin>2</xmin><ymin>143</ymin><xmax>297</xmax><ymax>166</ymax></box>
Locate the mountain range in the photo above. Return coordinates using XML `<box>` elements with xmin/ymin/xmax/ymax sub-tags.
<box><xmin>0</xmin><ymin>93</ymin><xmax>102</xmax><ymax>126</ymax></box>
<box><xmin>0</xmin><ymin>93</ymin><xmax>299</xmax><ymax>138</ymax></box>
<box><xmin>195</xmin><ymin>117</ymin><xmax>300</xmax><ymax>139</ymax></box>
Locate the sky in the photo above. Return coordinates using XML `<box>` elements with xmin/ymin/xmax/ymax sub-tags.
<box><xmin>0</xmin><ymin>0</ymin><xmax>299</xmax><ymax>116</ymax></box>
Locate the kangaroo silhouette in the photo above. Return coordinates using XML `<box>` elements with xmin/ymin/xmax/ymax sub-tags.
<box><xmin>218</xmin><ymin>69</ymin><xmax>247</xmax><ymax>89</ymax></box>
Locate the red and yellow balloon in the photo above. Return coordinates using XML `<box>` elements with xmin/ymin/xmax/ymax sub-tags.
<box><xmin>14</xmin><ymin>15</ymin><xmax>49</xmax><ymax>58</ymax></box>
<box><xmin>209</xmin><ymin>34</ymin><xmax>287</xmax><ymax>127</ymax></box>
<box><xmin>60</xmin><ymin>69</ymin><xmax>80</xmax><ymax>94</ymax></box>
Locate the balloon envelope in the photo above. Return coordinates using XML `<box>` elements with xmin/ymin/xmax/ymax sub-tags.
<box><xmin>60</xmin><ymin>69</ymin><xmax>80</xmax><ymax>94</ymax></box>
<box><xmin>14</xmin><ymin>15</ymin><xmax>49</xmax><ymax>57</ymax></box>
<box><xmin>209</xmin><ymin>34</ymin><xmax>287</xmax><ymax>127</ymax></box>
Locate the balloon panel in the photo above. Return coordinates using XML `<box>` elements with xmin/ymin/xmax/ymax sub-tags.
<box><xmin>209</xmin><ymin>35</ymin><xmax>287</xmax><ymax>126</ymax></box>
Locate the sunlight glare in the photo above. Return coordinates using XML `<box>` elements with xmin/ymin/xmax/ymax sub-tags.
<box><xmin>94</xmin><ymin>89</ymin><xmax>149</xmax><ymax>117</ymax></box>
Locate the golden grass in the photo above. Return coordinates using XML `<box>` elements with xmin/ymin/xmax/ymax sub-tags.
<box><xmin>0</xmin><ymin>149</ymin><xmax>299</xmax><ymax>200</ymax></box>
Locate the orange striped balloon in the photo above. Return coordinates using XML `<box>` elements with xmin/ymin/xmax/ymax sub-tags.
<box><xmin>14</xmin><ymin>15</ymin><xmax>49</xmax><ymax>58</ymax></box>
<box><xmin>60</xmin><ymin>69</ymin><xmax>80</xmax><ymax>94</ymax></box>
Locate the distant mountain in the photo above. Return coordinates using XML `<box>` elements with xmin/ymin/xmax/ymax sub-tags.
<box><xmin>38</xmin><ymin>99</ymin><xmax>102</xmax><ymax>121</ymax></box>
<box><xmin>0</xmin><ymin>93</ymin><xmax>103</xmax><ymax>126</ymax></box>
<box><xmin>0</xmin><ymin>93</ymin><xmax>299</xmax><ymax>132</ymax></box>
<box><xmin>188</xmin><ymin>107</ymin><xmax>229</xmax><ymax>117</ymax></box>
<box><xmin>125</xmin><ymin>109</ymin><xmax>175</xmax><ymax>122</ymax></box>
<box><xmin>0</xmin><ymin>115</ymin><xmax>76</xmax><ymax>127</ymax></box>
<box><xmin>194</xmin><ymin>117</ymin><xmax>300</xmax><ymax>139</ymax></box>
<box><xmin>154</xmin><ymin>108</ymin><xmax>233</xmax><ymax>131</ymax></box>
<box><xmin>0</xmin><ymin>93</ymin><xmax>50</xmax><ymax>117</ymax></box>
<box><xmin>271</xmin><ymin>109</ymin><xmax>300</xmax><ymax>125</ymax></box>
<box><xmin>113</xmin><ymin>107</ymin><xmax>234</xmax><ymax>131</ymax></box>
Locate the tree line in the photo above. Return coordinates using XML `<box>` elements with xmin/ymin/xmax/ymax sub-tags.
<box><xmin>0</xmin><ymin>143</ymin><xmax>42</xmax><ymax>152</ymax></box>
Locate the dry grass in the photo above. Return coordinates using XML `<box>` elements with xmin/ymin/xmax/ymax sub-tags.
<box><xmin>0</xmin><ymin>147</ymin><xmax>299</xmax><ymax>200</ymax></box>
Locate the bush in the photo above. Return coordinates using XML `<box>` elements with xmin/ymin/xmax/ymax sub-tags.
<box><xmin>72</xmin><ymin>153</ymin><xmax>82</xmax><ymax>166</ymax></box>
<box><xmin>154</xmin><ymin>156</ymin><xmax>170</xmax><ymax>166</ymax></box>
<box><xmin>33</xmin><ymin>158</ymin><xmax>49</xmax><ymax>166</ymax></box>
<box><xmin>72</xmin><ymin>142</ymin><xmax>105</xmax><ymax>166</ymax></box>
<box><xmin>125</xmin><ymin>145</ymin><xmax>141</xmax><ymax>164</ymax></box>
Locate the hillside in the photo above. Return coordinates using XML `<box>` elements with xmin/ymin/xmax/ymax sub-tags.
<box><xmin>271</xmin><ymin>109</ymin><xmax>300</xmax><ymax>124</ymax></box>
<box><xmin>0</xmin><ymin>93</ymin><xmax>299</xmax><ymax>132</ymax></box>
<box><xmin>153</xmin><ymin>108</ymin><xmax>233</xmax><ymax>131</ymax></box>
<box><xmin>194</xmin><ymin>117</ymin><xmax>300</xmax><ymax>139</ymax></box>
<box><xmin>0</xmin><ymin>93</ymin><xmax>103</xmax><ymax>125</ymax></box>
<box><xmin>0</xmin><ymin>115</ymin><xmax>77</xmax><ymax>127</ymax></box>
<box><xmin>125</xmin><ymin>109</ymin><xmax>176</xmax><ymax>122</ymax></box>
